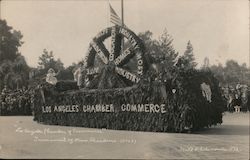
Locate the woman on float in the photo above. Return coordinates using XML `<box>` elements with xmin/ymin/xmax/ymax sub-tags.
<box><xmin>46</xmin><ymin>68</ymin><xmax>59</xmax><ymax>85</ymax></box>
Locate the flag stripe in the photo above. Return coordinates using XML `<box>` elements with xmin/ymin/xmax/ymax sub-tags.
<box><xmin>110</xmin><ymin>15</ymin><xmax>121</xmax><ymax>22</ymax></box>
<box><xmin>111</xmin><ymin>17</ymin><xmax>121</xmax><ymax>24</ymax></box>
<box><xmin>111</xmin><ymin>18</ymin><xmax>122</xmax><ymax>25</ymax></box>
<box><xmin>110</xmin><ymin>14</ymin><xmax>120</xmax><ymax>20</ymax></box>
<box><xmin>110</xmin><ymin>17</ymin><xmax>121</xmax><ymax>22</ymax></box>
<box><xmin>109</xmin><ymin>3</ymin><xmax>124</xmax><ymax>26</ymax></box>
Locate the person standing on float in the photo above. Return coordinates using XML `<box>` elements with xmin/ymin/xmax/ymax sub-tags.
<box><xmin>74</xmin><ymin>62</ymin><xmax>84</xmax><ymax>88</ymax></box>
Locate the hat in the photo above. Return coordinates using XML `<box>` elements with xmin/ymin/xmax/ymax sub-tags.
<box><xmin>48</xmin><ymin>68</ymin><xmax>55</xmax><ymax>73</ymax></box>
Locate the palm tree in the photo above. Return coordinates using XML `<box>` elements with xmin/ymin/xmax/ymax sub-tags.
<box><xmin>4</xmin><ymin>72</ymin><xmax>24</xmax><ymax>90</ymax></box>
<box><xmin>0</xmin><ymin>60</ymin><xmax>13</xmax><ymax>90</ymax></box>
<box><xmin>0</xmin><ymin>56</ymin><xmax>29</xmax><ymax>90</ymax></box>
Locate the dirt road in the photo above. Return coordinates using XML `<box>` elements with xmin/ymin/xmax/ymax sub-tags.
<box><xmin>0</xmin><ymin>112</ymin><xmax>249</xmax><ymax>159</ymax></box>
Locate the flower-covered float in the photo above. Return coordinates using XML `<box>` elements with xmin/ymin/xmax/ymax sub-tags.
<box><xmin>33</xmin><ymin>26</ymin><xmax>225</xmax><ymax>132</ymax></box>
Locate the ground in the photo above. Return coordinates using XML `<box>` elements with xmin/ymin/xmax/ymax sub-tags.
<box><xmin>0</xmin><ymin>112</ymin><xmax>249</xmax><ymax>159</ymax></box>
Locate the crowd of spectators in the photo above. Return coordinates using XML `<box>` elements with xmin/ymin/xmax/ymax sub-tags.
<box><xmin>221</xmin><ymin>84</ymin><xmax>249</xmax><ymax>112</ymax></box>
<box><xmin>0</xmin><ymin>85</ymin><xmax>34</xmax><ymax>115</ymax></box>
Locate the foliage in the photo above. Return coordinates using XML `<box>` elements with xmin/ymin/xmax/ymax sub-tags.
<box><xmin>38</xmin><ymin>49</ymin><xmax>64</xmax><ymax>74</ymax></box>
<box><xmin>138</xmin><ymin>29</ymin><xmax>178</xmax><ymax>67</ymax></box>
<box><xmin>201</xmin><ymin>57</ymin><xmax>210</xmax><ymax>69</ymax></box>
<box><xmin>0</xmin><ymin>20</ymin><xmax>23</xmax><ymax>62</ymax></box>
<box><xmin>137</xmin><ymin>29</ymin><xmax>179</xmax><ymax>84</ymax></box>
<box><xmin>209</xmin><ymin>60</ymin><xmax>250</xmax><ymax>86</ymax></box>
<box><xmin>29</xmin><ymin>49</ymin><xmax>67</xmax><ymax>87</ymax></box>
<box><xmin>57</xmin><ymin>63</ymin><xmax>77</xmax><ymax>81</ymax></box>
<box><xmin>0</xmin><ymin>20</ymin><xmax>29</xmax><ymax>91</ymax></box>
<box><xmin>176</xmin><ymin>40</ymin><xmax>197</xmax><ymax>70</ymax></box>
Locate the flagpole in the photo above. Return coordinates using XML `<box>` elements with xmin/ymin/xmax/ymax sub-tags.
<box><xmin>107</xmin><ymin>0</ymin><xmax>111</xmax><ymax>51</ymax></box>
<box><xmin>108</xmin><ymin>0</ymin><xmax>110</xmax><ymax>27</ymax></box>
<box><xmin>0</xmin><ymin>0</ymin><xmax>2</xmax><ymax>19</ymax></box>
<box><xmin>121</xmin><ymin>0</ymin><xmax>124</xmax><ymax>53</ymax></box>
<box><xmin>121</xmin><ymin>0</ymin><xmax>124</xmax><ymax>27</ymax></box>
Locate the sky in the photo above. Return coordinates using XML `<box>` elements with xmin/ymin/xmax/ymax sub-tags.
<box><xmin>1</xmin><ymin>0</ymin><xmax>249</xmax><ymax>68</ymax></box>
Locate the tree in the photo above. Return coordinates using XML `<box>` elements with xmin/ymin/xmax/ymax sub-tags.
<box><xmin>28</xmin><ymin>49</ymin><xmax>68</xmax><ymax>86</ymax></box>
<box><xmin>176</xmin><ymin>40</ymin><xmax>197</xmax><ymax>70</ymax></box>
<box><xmin>0</xmin><ymin>20</ymin><xmax>29</xmax><ymax>91</ymax></box>
<box><xmin>210</xmin><ymin>63</ymin><xmax>225</xmax><ymax>84</ymax></box>
<box><xmin>138</xmin><ymin>29</ymin><xmax>178</xmax><ymax>66</ymax></box>
<box><xmin>0</xmin><ymin>20</ymin><xmax>23</xmax><ymax>62</ymax></box>
<box><xmin>210</xmin><ymin>60</ymin><xmax>250</xmax><ymax>86</ymax></box>
<box><xmin>201</xmin><ymin>57</ymin><xmax>210</xmax><ymax>70</ymax></box>
<box><xmin>4</xmin><ymin>72</ymin><xmax>23</xmax><ymax>90</ymax></box>
<box><xmin>138</xmin><ymin>29</ymin><xmax>179</xmax><ymax>81</ymax></box>
<box><xmin>0</xmin><ymin>57</ymin><xmax>30</xmax><ymax>90</ymax></box>
<box><xmin>0</xmin><ymin>60</ymin><xmax>12</xmax><ymax>90</ymax></box>
<box><xmin>158</xmin><ymin>29</ymin><xmax>178</xmax><ymax>67</ymax></box>
<box><xmin>37</xmin><ymin>49</ymin><xmax>64</xmax><ymax>75</ymax></box>
<box><xmin>57</xmin><ymin>63</ymin><xmax>77</xmax><ymax>80</ymax></box>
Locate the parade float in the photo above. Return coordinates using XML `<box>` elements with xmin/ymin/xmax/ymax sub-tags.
<box><xmin>33</xmin><ymin>25</ymin><xmax>225</xmax><ymax>132</ymax></box>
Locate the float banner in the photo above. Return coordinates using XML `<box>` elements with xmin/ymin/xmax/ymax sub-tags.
<box><xmin>41</xmin><ymin>104</ymin><xmax>167</xmax><ymax>113</ymax></box>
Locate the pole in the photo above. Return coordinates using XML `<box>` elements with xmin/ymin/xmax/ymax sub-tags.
<box><xmin>107</xmin><ymin>0</ymin><xmax>110</xmax><ymax>28</ymax></box>
<box><xmin>121</xmin><ymin>0</ymin><xmax>124</xmax><ymax>27</ymax></box>
<box><xmin>0</xmin><ymin>0</ymin><xmax>2</xmax><ymax>19</ymax></box>
<box><xmin>121</xmin><ymin>0</ymin><xmax>124</xmax><ymax>53</ymax></box>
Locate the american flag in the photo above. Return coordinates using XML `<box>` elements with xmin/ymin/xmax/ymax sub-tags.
<box><xmin>109</xmin><ymin>3</ymin><xmax>126</xmax><ymax>27</ymax></box>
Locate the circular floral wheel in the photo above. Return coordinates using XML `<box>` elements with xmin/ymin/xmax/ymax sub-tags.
<box><xmin>84</xmin><ymin>25</ymin><xmax>144</xmax><ymax>89</ymax></box>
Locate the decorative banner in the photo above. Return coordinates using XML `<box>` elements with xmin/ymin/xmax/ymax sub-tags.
<box><xmin>120</xmin><ymin>104</ymin><xmax>166</xmax><ymax>113</ymax></box>
<box><xmin>41</xmin><ymin>103</ymin><xmax>167</xmax><ymax>114</ymax></box>
<box><xmin>115</xmin><ymin>67</ymin><xmax>140</xmax><ymax>83</ymax></box>
<box><xmin>84</xmin><ymin>26</ymin><xmax>144</xmax><ymax>87</ymax></box>
<box><xmin>119</xmin><ymin>27</ymin><xmax>140</xmax><ymax>50</ymax></box>
<box><xmin>94</xmin><ymin>28</ymin><xmax>110</xmax><ymax>41</ymax></box>
<box><xmin>90</xmin><ymin>41</ymin><xmax>109</xmax><ymax>64</ymax></box>
<box><xmin>136</xmin><ymin>52</ymin><xmax>143</xmax><ymax>76</ymax></box>
<box><xmin>86</xmin><ymin>67</ymin><xmax>100</xmax><ymax>75</ymax></box>
<box><xmin>109</xmin><ymin>26</ymin><xmax>116</xmax><ymax>61</ymax></box>
<box><xmin>84</xmin><ymin>45</ymin><xmax>96</xmax><ymax>67</ymax></box>
<box><xmin>114</xmin><ymin>48</ymin><xmax>133</xmax><ymax>65</ymax></box>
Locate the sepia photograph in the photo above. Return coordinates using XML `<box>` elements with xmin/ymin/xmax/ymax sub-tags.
<box><xmin>0</xmin><ymin>0</ymin><xmax>249</xmax><ymax>159</ymax></box>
